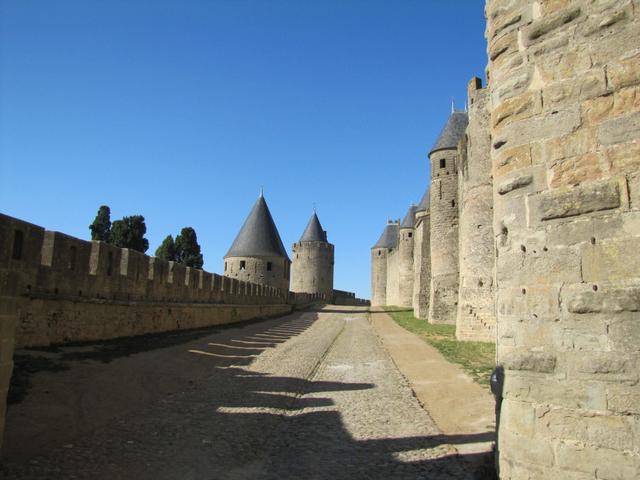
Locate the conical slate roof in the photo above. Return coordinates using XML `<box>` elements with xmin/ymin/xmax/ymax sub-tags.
<box><xmin>416</xmin><ymin>187</ymin><xmax>430</xmax><ymax>212</ymax></box>
<box><xmin>400</xmin><ymin>205</ymin><xmax>418</xmax><ymax>229</ymax></box>
<box><xmin>430</xmin><ymin>111</ymin><xmax>468</xmax><ymax>155</ymax></box>
<box><xmin>372</xmin><ymin>222</ymin><xmax>399</xmax><ymax>249</ymax></box>
<box><xmin>225</xmin><ymin>193</ymin><xmax>289</xmax><ymax>260</ymax></box>
<box><xmin>299</xmin><ymin>211</ymin><xmax>328</xmax><ymax>242</ymax></box>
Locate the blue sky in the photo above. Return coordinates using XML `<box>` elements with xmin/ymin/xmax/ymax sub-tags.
<box><xmin>0</xmin><ymin>1</ymin><xmax>487</xmax><ymax>299</ymax></box>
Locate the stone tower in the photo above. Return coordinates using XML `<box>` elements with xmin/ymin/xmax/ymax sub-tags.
<box><xmin>397</xmin><ymin>204</ymin><xmax>418</xmax><ymax>307</ymax></box>
<box><xmin>412</xmin><ymin>187</ymin><xmax>431</xmax><ymax>319</ymax></box>
<box><xmin>370</xmin><ymin>220</ymin><xmax>399</xmax><ymax>306</ymax></box>
<box><xmin>456</xmin><ymin>77</ymin><xmax>495</xmax><ymax>342</ymax></box>
<box><xmin>223</xmin><ymin>192</ymin><xmax>290</xmax><ymax>292</ymax></box>
<box><xmin>290</xmin><ymin>210</ymin><xmax>334</xmax><ymax>297</ymax></box>
<box><xmin>428</xmin><ymin>110</ymin><xmax>467</xmax><ymax>324</ymax></box>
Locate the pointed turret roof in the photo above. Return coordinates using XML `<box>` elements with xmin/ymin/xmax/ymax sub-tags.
<box><xmin>416</xmin><ymin>187</ymin><xmax>430</xmax><ymax>212</ymax></box>
<box><xmin>299</xmin><ymin>211</ymin><xmax>328</xmax><ymax>242</ymax></box>
<box><xmin>224</xmin><ymin>193</ymin><xmax>289</xmax><ymax>259</ymax></box>
<box><xmin>372</xmin><ymin>221</ymin><xmax>399</xmax><ymax>249</ymax></box>
<box><xmin>429</xmin><ymin>111</ymin><xmax>468</xmax><ymax>155</ymax></box>
<box><xmin>400</xmin><ymin>205</ymin><xmax>419</xmax><ymax>229</ymax></box>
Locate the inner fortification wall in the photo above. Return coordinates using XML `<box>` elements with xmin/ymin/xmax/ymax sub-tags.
<box><xmin>487</xmin><ymin>0</ymin><xmax>640</xmax><ymax>477</ymax></box>
<box><xmin>370</xmin><ymin>247</ymin><xmax>388</xmax><ymax>306</ymax></box>
<box><xmin>397</xmin><ymin>226</ymin><xmax>415</xmax><ymax>307</ymax></box>
<box><xmin>385</xmin><ymin>246</ymin><xmax>401</xmax><ymax>306</ymax></box>
<box><xmin>456</xmin><ymin>77</ymin><xmax>496</xmax><ymax>342</ymax></box>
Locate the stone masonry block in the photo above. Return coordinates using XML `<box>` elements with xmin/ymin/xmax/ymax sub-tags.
<box><xmin>597</xmin><ymin>111</ymin><xmax>640</xmax><ymax>146</ymax></box>
<box><xmin>570</xmin><ymin>351</ymin><xmax>638</xmax><ymax>383</ymax></box>
<box><xmin>607</xmin><ymin>383</ymin><xmax>640</xmax><ymax>414</ymax></box>
<box><xmin>555</xmin><ymin>441</ymin><xmax>639</xmax><ymax>478</ymax></box>
<box><xmin>568</xmin><ymin>286</ymin><xmax>640</xmax><ymax>314</ymax></box>
<box><xmin>529</xmin><ymin>178</ymin><xmax>621</xmax><ymax>222</ymax></box>
<box><xmin>499</xmin><ymin>428</ymin><xmax>555</xmax><ymax>467</ymax></box>
<box><xmin>502</xmin><ymin>350</ymin><xmax>557</xmax><ymax>373</ymax></box>
<box><xmin>504</xmin><ymin>375</ymin><xmax>607</xmax><ymax>411</ymax></box>
<box><xmin>522</xmin><ymin>5</ymin><xmax>582</xmax><ymax>46</ymax></box>
<box><xmin>607</xmin><ymin>50</ymin><xmax>640</xmax><ymax>90</ymax></box>
<box><xmin>582</xmin><ymin>237</ymin><xmax>640</xmax><ymax>282</ymax></box>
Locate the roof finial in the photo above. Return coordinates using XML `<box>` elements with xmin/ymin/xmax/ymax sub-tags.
<box><xmin>451</xmin><ymin>97</ymin><xmax>455</xmax><ymax>113</ymax></box>
<box><xmin>313</xmin><ymin>202</ymin><xmax>316</xmax><ymax>213</ymax></box>
<box><xmin>259</xmin><ymin>186</ymin><xmax>264</xmax><ymax>197</ymax></box>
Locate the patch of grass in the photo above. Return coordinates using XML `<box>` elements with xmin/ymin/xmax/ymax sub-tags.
<box><xmin>383</xmin><ymin>307</ymin><xmax>495</xmax><ymax>386</ymax></box>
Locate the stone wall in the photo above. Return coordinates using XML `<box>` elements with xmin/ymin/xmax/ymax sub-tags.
<box><xmin>331</xmin><ymin>289</ymin><xmax>370</xmax><ymax>306</ymax></box>
<box><xmin>224</xmin><ymin>255</ymin><xmax>290</xmax><ymax>292</ymax></box>
<box><xmin>397</xmin><ymin>225</ymin><xmax>415</xmax><ymax>307</ymax></box>
<box><xmin>385</xmin><ymin>246</ymin><xmax>401</xmax><ymax>306</ymax></box>
<box><xmin>487</xmin><ymin>0</ymin><xmax>640</xmax><ymax>477</ymax></box>
<box><xmin>456</xmin><ymin>77</ymin><xmax>496</xmax><ymax>342</ymax></box>
<box><xmin>290</xmin><ymin>240</ymin><xmax>334</xmax><ymax>296</ymax></box>
<box><xmin>412</xmin><ymin>211</ymin><xmax>431</xmax><ymax>319</ymax></box>
<box><xmin>428</xmin><ymin>148</ymin><xmax>460</xmax><ymax>324</ymax></box>
<box><xmin>371</xmin><ymin>247</ymin><xmax>388</xmax><ymax>306</ymax></box>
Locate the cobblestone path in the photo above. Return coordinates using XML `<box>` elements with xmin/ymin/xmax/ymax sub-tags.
<box><xmin>1</xmin><ymin>307</ymin><xmax>489</xmax><ymax>479</ymax></box>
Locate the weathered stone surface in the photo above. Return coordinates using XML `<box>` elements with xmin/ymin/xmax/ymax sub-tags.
<box><xmin>582</xmin><ymin>236</ymin><xmax>640</xmax><ymax>281</ymax></box>
<box><xmin>568</xmin><ymin>287</ymin><xmax>640</xmax><ymax>313</ymax></box>
<box><xmin>531</xmin><ymin>179</ymin><xmax>621</xmax><ymax>221</ymax></box>
<box><xmin>597</xmin><ymin>111</ymin><xmax>640</xmax><ymax>145</ymax></box>
<box><xmin>497</xmin><ymin>174</ymin><xmax>533</xmax><ymax>194</ymax></box>
<box><xmin>502</xmin><ymin>351</ymin><xmax>557</xmax><ymax>373</ymax></box>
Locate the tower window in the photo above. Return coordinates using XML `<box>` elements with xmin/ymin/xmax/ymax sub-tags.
<box><xmin>224</xmin><ymin>262</ymin><xmax>227</xmax><ymax>271</ymax></box>
<box><xmin>11</xmin><ymin>230</ymin><xmax>24</xmax><ymax>260</ymax></box>
<box><xmin>408</xmin><ymin>232</ymin><xmax>412</xmax><ymax>238</ymax></box>
<box><xmin>440</xmin><ymin>159</ymin><xmax>446</xmax><ymax>168</ymax></box>
<box><xmin>452</xmin><ymin>200</ymin><xmax>456</xmax><ymax>207</ymax></box>
<box><xmin>240</xmin><ymin>260</ymin><xmax>246</xmax><ymax>270</ymax></box>
<box><xmin>267</xmin><ymin>262</ymin><xmax>272</xmax><ymax>271</ymax></box>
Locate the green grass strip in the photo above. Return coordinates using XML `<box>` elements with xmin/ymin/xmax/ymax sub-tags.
<box><xmin>382</xmin><ymin>307</ymin><xmax>495</xmax><ymax>386</ymax></box>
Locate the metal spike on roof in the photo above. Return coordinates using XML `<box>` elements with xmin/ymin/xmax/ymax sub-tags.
<box><xmin>372</xmin><ymin>221</ymin><xmax>399</xmax><ymax>249</ymax></box>
<box><xmin>299</xmin><ymin>211</ymin><xmax>327</xmax><ymax>242</ymax></box>
<box><xmin>224</xmin><ymin>193</ymin><xmax>289</xmax><ymax>259</ymax></box>
<box><xmin>429</xmin><ymin>111</ymin><xmax>469</xmax><ymax>155</ymax></box>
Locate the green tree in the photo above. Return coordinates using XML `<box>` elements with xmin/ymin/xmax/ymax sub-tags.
<box><xmin>89</xmin><ymin>205</ymin><xmax>111</xmax><ymax>242</ymax></box>
<box><xmin>175</xmin><ymin>227</ymin><xmax>204</xmax><ymax>268</ymax></box>
<box><xmin>155</xmin><ymin>235</ymin><xmax>176</xmax><ymax>261</ymax></box>
<box><xmin>110</xmin><ymin>215</ymin><xmax>149</xmax><ymax>253</ymax></box>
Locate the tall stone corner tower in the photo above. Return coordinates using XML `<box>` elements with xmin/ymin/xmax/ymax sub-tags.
<box><xmin>290</xmin><ymin>210</ymin><xmax>334</xmax><ymax>297</ymax></box>
<box><xmin>428</xmin><ymin>109</ymin><xmax>467</xmax><ymax>324</ymax></box>
<box><xmin>370</xmin><ymin>220</ymin><xmax>399</xmax><ymax>307</ymax></box>
<box><xmin>223</xmin><ymin>192</ymin><xmax>291</xmax><ymax>292</ymax></box>
<box><xmin>397</xmin><ymin>204</ymin><xmax>418</xmax><ymax>308</ymax></box>
<box><xmin>412</xmin><ymin>187</ymin><xmax>431</xmax><ymax>319</ymax></box>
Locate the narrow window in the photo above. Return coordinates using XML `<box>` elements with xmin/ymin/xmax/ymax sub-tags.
<box><xmin>267</xmin><ymin>262</ymin><xmax>272</xmax><ymax>271</ymax></box>
<box><xmin>408</xmin><ymin>232</ymin><xmax>412</xmax><ymax>238</ymax></box>
<box><xmin>240</xmin><ymin>260</ymin><xmax>246</xmax><ymax>270</ymax></box>
<box><xmin>224</xmin><ymin>262</ymin><xmax>227</xmax><ymax>271</ymax></box>
<box><xmin>69</xmin><ymin>246</ymin><xmax>77</xmax><ymax>270</ymax></box>
<box><xmin>378</xmin><ymin>250</ymin><xmax>381</xmax><ymax>256</ymax></box>
<box><xmin>12</xmin><ymin>230</ymin><xmax>24</xmax><ymax>260</ymax></box>
<box><xmin>440</xmin><ymin>159</ymin><xmax>446</xmax><ymax>169</ymax></box>
<box><xmin>451</xmin><ymin>200</ymin><xmax>456</xmax><ymax>207</ymax></box>
<box><xmin>107</xmin><ymin>251</ymin><xmax>113</xmax><ymax>276</ymax></box>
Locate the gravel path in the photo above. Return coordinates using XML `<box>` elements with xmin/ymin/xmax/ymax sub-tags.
<box><xmin>1</xmin><ymin>307</ymin><xmax>484</xmax><ymax>479</ymax></box>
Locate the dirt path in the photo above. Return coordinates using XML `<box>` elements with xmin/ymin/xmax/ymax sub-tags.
<box><xmin>1</xmin><ymin>306</ymin><xmax>492</xmax><ymax>479</ymax></box>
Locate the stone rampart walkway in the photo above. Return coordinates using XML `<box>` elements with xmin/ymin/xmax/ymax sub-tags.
<box><xmin>1</xmin><ymin>306</ymin><xmax>494</xmax><ymax>479</ymax></box>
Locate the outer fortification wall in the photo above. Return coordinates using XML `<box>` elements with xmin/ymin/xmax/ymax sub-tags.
<box><xmin>456</xmin><ymin>78</ymin><xmax>496</xmax><ymax>342</ymax></box>
<box><xmin>397</xmin><ymin>226</ymin><xmax>415</xmax><ymax>307</ymax></box>
<box><xmin>412</xmin><ymin>211</ymin><xmax>431</xmax><ymax>319</ymax></box>
<box><xmin>487</xmin><ymin>0</ymin><xmax>640</xmax><ymax>477</ymax></box>
<box><xmin>385</xmin><ymin>246</ymin><xmax>401</xmax><ymax>306</ymax></box>
<box><xmin>428</xmin><ymin>148</ymin><xmax>460</xmax><ymax>324</ymax></box>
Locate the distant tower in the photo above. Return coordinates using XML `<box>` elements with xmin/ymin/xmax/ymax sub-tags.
<box><xmin>290</xmin><ymin>210</ymin><xmax>334</xmax><ymax>297</ymax></box>
<box><xmin>398</xmin><ymin>204</ymin><xmax>418</xmax><ymax>307</ymax></box>
<box><xmin>412</xmin><ymin>187</ymin><xmax>431</xmax><ymax>318</ymax></box>
<box><xmin>370</xmin><ymin>220</ymin><xmax>399</xmax><ymax>306</ymax></box>
<box><xmin>223</xmin><ymin>192</ymin><xmax>290</xmax><ymax>291</ymax></box>
<box><xmin>428</xmin><ymin>111</ymin><xmax>468</xmax><ymax>323</ymax></box>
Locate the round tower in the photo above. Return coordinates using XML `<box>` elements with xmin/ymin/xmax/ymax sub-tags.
<box><xmin>398</xmin><ymin>204</ymin><xmax>418</xmax><ymax>307</ymax></box>
<box><xmin>371</xmin><ymin>220</ymin><xmax>399</xmax><ymax>306</ymax></box>
<box><xmin>290</xmin><ymin>210</ymin><xmax>334</xmax><ymax>297</ymax></box>
<box><xmin>412</xmin><ymin>187</ymin><xmax>431</xmax><ymax>319</ymax></box>
<box><xmin>223</xmin><ymin>192</ymin><xmax>290</xmax><ymax>292</ymax></box>
<box><xmin>428</xmin><ymin>110</ymin><xmax>467</xmax><ymax>324</ymax></box>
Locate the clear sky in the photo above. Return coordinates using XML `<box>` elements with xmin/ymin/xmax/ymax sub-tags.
<box><xmin>0</xmin><ymin>1</ymin><xmax>487</xmax><ymax>299</ymax></box>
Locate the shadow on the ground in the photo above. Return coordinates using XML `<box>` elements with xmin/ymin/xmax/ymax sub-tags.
<box><xmin>2</xmin><ymin>309</ymin><xmax>496</xmax><ymax>480</ymax></box>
